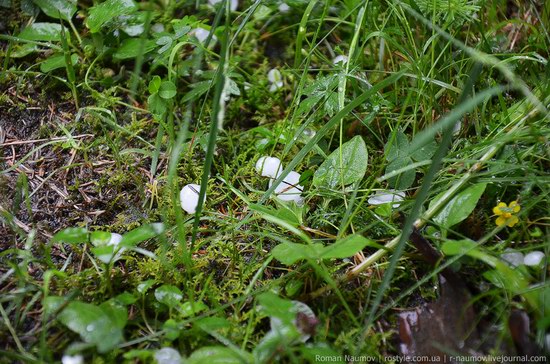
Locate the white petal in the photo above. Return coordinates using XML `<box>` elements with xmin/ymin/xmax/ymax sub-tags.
<box><xmin>333</xmin><ymin>55</ymin><xmax>348</xmax><ymax>65</ymax></box>
<box><xmin>180</xmin><ymin>184</ymin><xmax>202</xmax><ymax>214</ymax></box>
<box><xmin>524</xmin><ymin>251</ymin><xmax>545</xmax><ymax>266</ymax></box>
<box><xmin>267</xmin><ymin>68</ymin><xmax>282</xmax><ymax>84</ymax></box>
<box><xmin>255</xmin><ymin>156</ymin><xmax>283</xmax><ymax>178</ymax></box>
<box><xmin>208</xmin><ymin>0</ymin><xmax>238</xmax><ymax>11</ymax></box>
<box><xmin>62</xmin><ymin>355</ymin><xmax>84</xmax><ymax>364</ymax></box>
<box><xmin>108</xmin><ymin>233</ymin><xmax>123</xmax><ymax>246</ymax></box>
<box><xmin>278</xmin><ymin>2</ymin><xmax>290</xmax><ymax>12</ymax></box>
<box><xmin>154</xmin><ymin>347</ymin><xmax>182</xmax><ymax>364</ymax></box>
<box><xmin>192</xmin><ymin>28</ymin><xmax>217</xmax><ymax>45</ymax></box>
<box><xmin>501</xmin><ymin>250</ymin><xmax>524</xmax><ymax>267</ymax></box>
<box><xmin>368</xmin><ymin>189</ymin><xmax>405</xmax><ymax>208</ymax></box>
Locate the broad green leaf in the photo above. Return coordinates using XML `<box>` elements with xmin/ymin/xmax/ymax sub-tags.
<box><xmin>154</xmin><ymin>285</ymin><xmax>183</xmax><ymax>308</ymax></box>
<box><xmin>119</xmin><ymin>223</ymin><xmax>164</xmax><ymax>248</ymax></box>
<box><xmin>115</xmin><ymin>292</ymin><xmax>137</xmax><ymax>305</ymax></box>
<box><xmin>43</xmin><ymin>296</ymin><xmax>65</xmax><ymax>316</ymax></box>
<box><xmin>11</xmin><ymin>43</ymin><xmax>39</xmax><ymax>58</ymax></box>
<box><xmin>158</xmin><ymin>80</ymin><xmax>177</xmax><ymax>99</ymax></box>
<box><xmin>320</xmin><ymin>234</ymin><xmax>373</xmax><ymax>259</ymax></box>
<box><xmin>19</xmin><ymin>22</ymin><xmax>66</xmax><ymax>41</ymax></box>
<box><xmin>52</xmin><ymin>227</ymin><xmax>88</xmax><ymax>243</ymax></box>
<box><xmin>113</xmin><ymin>38</ymin><xmax>155</xmax><ymax>60</ymax></box>
<box><xmin>90</xmin><ymin>231</ymin><xmax>111</xmax><ymax>246</ymax></box>
<box><xmin>431</xmin><ymin>183</ymin><xmax>487</xmax><ymax>228</ymax></box>
<box><xmin>147</xmin><ymin>93</ymin><xmax>168</xmax><ymax>117</ymax></box>
<box><xmin>271</xmin><ymin>242</ymin><xmax>321</xmax><ymax>265</ymax></box>
<box><xmin>181</xmin><ymin>80</ymin><xmax>211</xmax><ymax>102</ymax></box>
<box><xmin>57</xmin><ymin>301</ymin><xmax>126</xmax><ymax>353</ymax></box>
<box><xmin>257</xmin><ymin>292</ymin><xmax>294</xmax><ymax>319</ymax></box>
<box><xmin>410</xmin><ymin>138</ymin><xmax>437</xmax><ymax>162</ymax></box>
<box><xmin>91</xmin><ymin>244</ymin><xmax>117</xmax><ymax>264</ymax></box>
<box><xmin>40</xmin><ymin>53</ymin><xmax>77</xmax><ymax>73</ymax></box>
<box><xmin>312</xmin><ymin>135</ymin><xmax>368</xmax><ymax>189</ymax></box>
<box><xmin>137</xmin><ymin>279</ymin><xmax>156</xmax><ymax>294</ymax></box>
<box><xmin>386</xmin><ymin>156</ymin><xmax>416</xmax><ymax>189</ymax></box>
<box><xmin>86</xmin><ymin>0</ymin><xmax>137</xmax><ymax>33</ymax></box>
<box><xmin>163</xmin><ymin>319</ymin><xmax>180</xmax><ymax>340</ymax></box>
<box><xmin>179</xmin><ymin>301</ymin><xmax>208</xmax><ymax>317</ymax></box>
<box><xmin>441</xmin><ymin>239</ymin><xmax>498</xmax><ymax>266</ymax></box>
<box><xmin>33</xmin><ymin>0</ymin><xmax>76</xmax><ymax>21</ymax></box>
<box><xmin>384</xmin><ymin>130</ymin><xmax>409</xmax><ymax>161</ymax></box>
<box><xmin>148</xmin><ymin>75</ymin><xmax>161</xmax><ymax>94</ymax></box>
<box><xmin>188</xmin><ymin>346</ymin><xmax>251</xmax><ymax>364</ymax></box>
<box><xmin>156</xmin><ymin>35</ymin><xmax>172</xmax><ymax>54</ymax></box>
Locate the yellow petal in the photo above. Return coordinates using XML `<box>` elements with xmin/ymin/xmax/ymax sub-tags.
<box><xmin>496</xmin><ymin>216</ymin><xmax>506</xmax><ymax>227</ymax></box>
<box><xmin>507</xmin><ymin>215</ymin><xmax>519</xmax><ymax>227</ymax></box>
<box><xmin>493</xmin><ymin>205</ymin><xmax>503</xmax><ymax>215</ymax></box>
<box><xmin>510</xmin><ymin>201</ymin><xmax>521</xmax><ymax>213</ymax></box>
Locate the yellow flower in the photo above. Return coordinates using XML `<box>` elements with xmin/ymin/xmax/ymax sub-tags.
<box><xmin>493</xmin><ymin>201</ymin><xmax>521</xmax><ymax>227</ymax></box>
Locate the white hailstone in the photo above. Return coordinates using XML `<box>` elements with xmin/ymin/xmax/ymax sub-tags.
<box><xmin>269</xmin><ymin>171</ymin><xmax>303</xmax><ymax>203</ymax></box>
<box><xmin>500</xmin><ymin>249</ymin><xmax>524</xmax><ymax>267</ymax></box>
<box><xmin>62</xmin><ymin>355</ymin><xmax>84</xmax><ymax>364</ymax></box>
<box><xmin>267</xmin><ymin>68</ymin><xmax>283</xmax><ymax>92</ymax></box>
<box><xmin>367</xmin><ymin>189</ymin><xmax>405</xmax><ymax>208</ymax></box>
<box><xmin>154</xmin><ymin>347</ymin><xmax>182</xmax><ymax>364</ymax></box>
<box><xmin>151</xmin><ymin>23</ymin><xmax>165</xmax><ymax>33</ymax></box>
<box><xmin>333</xmin><ymin>55</ymin><xmax>349</xmax><ymax>65</ymax></box>
<box><xmin>191</xmin><ymin>28</ymin><xmax>217</xmax><ymax>45</ymax></box>
<box><xmin>208</xmin><ymin>0</ymin><xmax>238</xmax><ymax>12</ymax></box>
<box><xmin>255</xmin><ymin>156</ymin><xmax>283</xmax><ymax>178</ymax></box>
<box><xmin>524</xmin><ymin>251</ymin><xmax>545</xmax><ymax>266</ymax></box>
<box><xmin>278</xmin><ymin>2</ymin><xmax>290</xmax><ymax>12</ymax></box>
<box><xmin>180</xmin><ymin>184</ymin><xmax>202</xmax><ymax>214</ymax></box>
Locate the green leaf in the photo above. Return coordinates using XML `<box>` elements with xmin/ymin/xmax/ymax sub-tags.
<box><xmin>90</xmin><ymin>231</ymin><xmax>111</xmax><ymax>246</ymax></box>
<box><xmin>188</xmin><ymin>346</ymin><xmax>251</xmax><ymax>364</ymax></box>
<box><xmin>163</xmin><ymin>319</ymin><xmax>180</xmax><ymax>340</ymax></box>
<box><xmin>386</xmin><ymin>156</ymin><xmax>416</xmax><ymax>189</ymax></box>
<box><xmin>40</xmin><ymin>53</ymin><xmax>77</xmax><ymax>73</ymax></box>
<box><xmin>52</xmin><ymin>227</ymin><xmax>88</xmax><ymax>243</ymax></box>
<box><xmin>179</xmin><ymin>301</ymin><xmax>208</xmax><ymax>317</ymax></box>
<box><xmin>158</xmin><ymin>81</ymin><xmax>177</xmax><ymax>99</ymax></box>
<box><xmin>137</xmin><ymin>279</ymin><xmax>156</xmax><ymax>294</ymax></box>
<box><xmin>91</xmin><ymin>244</ymin><xmax>117</xmax><ymax>264</ymax></box>
<box><xmin>320</xmin><ymin>234</ymin><xmax>373</xmax><ymax>259</ymax></box>
<box><xmin>120</xmin><ymin>223</ymin><xmax>164</xmax><ymax>248</ymax></box>
<box><xmin>33</xmin><ymin>0</ymin><xmax>76</xmax><ymax>21</ymax></box>
<box><xmin>154</xmin><ymin>285</ymin><xmax>182</xmax><ymax>308</ymax></box>
<box><xmin>155</xmin><ymin>35</ymin><xmax>172</xmax><ymax>54</ymax></box>
<box><xmin>86</xmin><ymin>0</ymin><xmax>137</xmax><ymax>33</ymax></box>
<box><xmin>384</xmin><ymin>130</ymin><xmax>409</xmax><ymax>161</ymax></box>
<box><xmin>271</xmin><ymin>242</ymin><xmax>321</xmax><ymax>265</ymax></box>
<box><xmin>148</xmin><ymin>75</ymin><xmax>161</xmax><ymax>94</ymax></box>
<box><xmin>431</xmin><ymin>183</ymin><xmax>487</xmax><ymax>228</ymax></box>
<box><xmin>19</xmin><ymin>22</ymin><xmax>66</xmax><ymax>41</ymax></box>
<box><xmin>181</xmin><ymin>80</ymin><xmax>211</xmax><ymax>102</ymax></box>
<box><xmin>441</xmin><ymin>239</ymin><xmax>498</xmax><ymax>266</ymax></box>
<box><xmin>57</xmin><ymin>301</ymin><xmax>126</xmax><ymax>353</ymax></box>
<box><xmin>410</xmin><ymin>138</ymin><xmax>437</xmax><ymax>162</ymax></box>
<box><xmin>147</xmin><ymin>93</ymin><xmax>168</xmax><ymax>117</ymax></box>
<box><xmin>43</xmin><ymin>296</ymin><xmax>65</xmax><ymax>316</ymax></box>
<box><xmin>113</xmin><ymin>38</ymin><xmax>155</xmax><ymax>60</ymax></box>
<box><xmin>312</xmin><ymin>135</ymin><xmax>368</xmax><ymax>189</ymax></box>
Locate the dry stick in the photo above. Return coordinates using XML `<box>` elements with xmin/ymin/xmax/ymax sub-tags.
<box><xmin>309</xmin><ymin>108</ymin><xmax>537</xmax><ymax>299</ymax></box>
